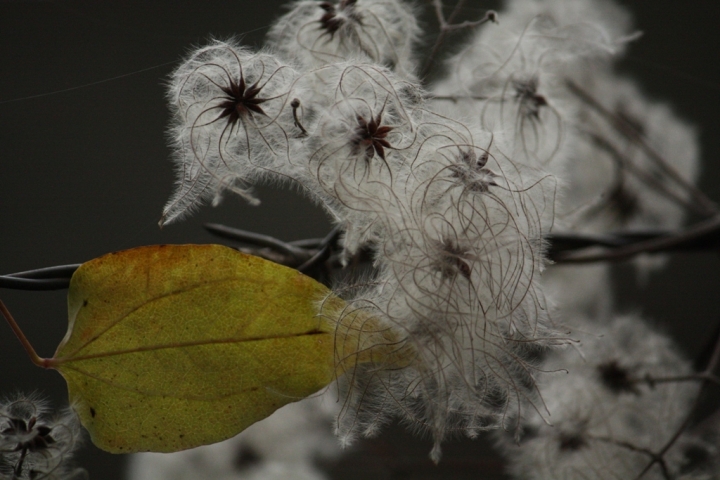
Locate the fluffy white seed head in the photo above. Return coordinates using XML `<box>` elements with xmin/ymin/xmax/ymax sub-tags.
<box><xmin>161</xmin><ymin>45</ymin><xmax>563</xmax><ymax>459</ymax></box>
<box><xmin>267</xmin><ymin>0</ymin><xmax>420</xmax><ymax>79</ymax></box>
<box><xmin>161</xmin><ymin>40</ymin><xmax>304</xmax><ymax>226</ymax></box>
<box><xmin>557</xmin><ymin>72</ymin><xmax>701</xmax><ymax>235</ymax></box>
<box><xmin>431</xmin><ymin>0</ymin><xmax>634</xmax><ymax>170</ymax></box>
<box><xmin>159</xmin><ymin>2</ymin><xmax>704</xmax><ymax>464</ymax></box>
<box><xmin>317</xmin><ymin>113</ymin><xmax>561</xmax><ymax>459</ymax></box>
<box><xmin>290</xmin><ymin>61</ymin><xmax>424</xmax><ymax>253</ymax></box>
<box><xmin>496</xmin><ymin>315</ymin><xmax>697</xmax><ymax>479</ymax></box>
<box><xmin>0</xmin><ymin>394</ymin><xmax>85</xmax><ymax>480</ymax></box>
<box><xmin>426</xmin><ymin>0</ymin><xmax>635</xmax><ymax>323</ymax></box>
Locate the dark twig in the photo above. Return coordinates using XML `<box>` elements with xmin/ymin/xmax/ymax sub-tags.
<box><xmin>298</xmin><ymin>225</ymin><xmax>342</xmax><ymax>273</ymax></box>
<box><xmin>204</xmin><ymin>223</ymin><xmax>310</xmax><ymax>260</ymax></box>
<box><xmin>694</xmin><ymin>321</ymin><xmax>720</xmax><ymax>372</ymax></box>
<box><xmin>633</xmin><ymin>317</ymin><xmax>720</xmax><ymax>479</ymax></box>
<box><xmin>0</xmin><ymin>277</ymin><xmax>75</xmax><ymax>290</ymax></box>
<box><xmin>421</xmin><ymin>1</ymin><xmax>497</xmax><ymax>79</ymax></box>
<box><xmin>548</xmin><ymin>231</ymin><xmax>667</xmax><ymax>253</ymax></box>
<box><xmin>0</xmin><ymin>264</ymin><xmax>80</xmax><ymax>290</ymax></box>
<box><xmin>290</xmin><ymin>238</ymin><xmax>325</xmax><ymax>248</ymax></box>
<box><xmin>590</xmin><ymin>436</ymin><xmax>671</xmax><ymax>480</ymax></box>
<box><xmin>5</xmin><ymin>264</ymin><xmax>80</xmax><ymax>280</ymax></box>
<box><xmin>4</xmin><ymin>218</ymin><xmax>720</xmax><ymax>291</ymax></box>
<box><xmin>635</xmin><ymin>372</ymin><xmax>720</xmax><ymax>388</ymax></box>
<box><xmin>552</xmin><ymin>215</ymin><xmax>720</xmax><ymax>263</ymax></box>
<box><xmin>430</xmin><ymin>94</ymin><xmax>489</xmax><ymax>102</ymax></box>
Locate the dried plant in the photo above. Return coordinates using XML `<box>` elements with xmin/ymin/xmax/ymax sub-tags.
<box><xmin>2</xmin><ymin>1</ymin><xmax>719</xmax><ymax>479</ymax></box>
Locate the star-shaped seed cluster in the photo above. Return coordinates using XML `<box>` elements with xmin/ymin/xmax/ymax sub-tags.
<box><xmin>352</xmin><ymin>112</ymin><xmax>393</xmax><ymax>161</ymax></box>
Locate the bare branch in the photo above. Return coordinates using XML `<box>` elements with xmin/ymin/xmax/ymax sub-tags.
<box><xmin>552</xmin><ymin>215</ymin><xmax>720</xmax><ymax>263</ymax></box>
<box><xmin>298</xmin><ymin>225</ymin><xmax>342</xmax><ymax>273</ymax></box>
<box><xmin>591</xmin><ymin>435</ymin><xmax>671</xmax><ymax>480</ymax></box>
<box><xmin>633</xmin><ymin>317</ymin><xmax>720</xmax><ymax>479</ymax></box>
<box><xmin>635</xmin><ymin>372</ymin><xmax>720</xmax><ymax>388</ymax></box>
<box><xmin>429</xmin><ymin>94</ymin><xmax>489</xmax><ymax>102</ymax></box>
<box><xmin>4</xmin><ymin>217</ymin><xmax>720</xmax><ymax>291</ymax></box>
<box><xmin>0</xmin><ymin>264</ymin><xmax>80</xmax><ymax>290</ymax></box>
<box><xmin>421</xmin><ymin>1</ymin><xmax>497</xmax><ymax>79</ymax></box>
<box><xmin>204</xmin><ymin>223</ymin><xmax>310</xmax><ymax>260</ymax></box>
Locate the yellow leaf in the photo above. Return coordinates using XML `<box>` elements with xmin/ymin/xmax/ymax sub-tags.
<box><xmin>51</xmin><ymin>244</ymin><xmax>338</xmax><ymax>453</ymax></box>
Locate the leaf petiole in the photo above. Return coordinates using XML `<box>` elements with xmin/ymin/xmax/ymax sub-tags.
<box><xmin>0</xmin><ymin>300</ymin><xmax>51</xmax><ymax>369</ymax></box>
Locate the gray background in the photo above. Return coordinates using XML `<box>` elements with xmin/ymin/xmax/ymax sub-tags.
<box><xmin>1</xmin><ymin>1</ymin><xmax>719</xmax><ymax>478</ymax></box>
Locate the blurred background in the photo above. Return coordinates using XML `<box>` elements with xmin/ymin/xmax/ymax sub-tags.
<box><xmin>1</xmin><ymin>1</ymin><xmax>719</xmax><ymax>478</ymax></box>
